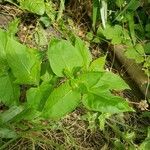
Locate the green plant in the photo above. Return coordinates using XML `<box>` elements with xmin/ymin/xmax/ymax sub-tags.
<box><xmin>0</xmin><ymin>23</ymin><xmax>134</xmax><ymax>138</ymax></box>
<box><xmin>1</xmin><ymin>0</ymin><xmax>150</xmax><ymax>149</ymax></box>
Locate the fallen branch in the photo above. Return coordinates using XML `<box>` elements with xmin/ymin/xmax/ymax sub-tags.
<box><xmin>113</xmin><ymin>45</ymin><xmax>150</xmax><ymax>99</ymax></box>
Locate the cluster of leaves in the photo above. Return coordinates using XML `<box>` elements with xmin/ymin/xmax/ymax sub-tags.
<box><xmin>0</xmin><ymin>20</ymin><xmax>134</xmax><ymax>137</ymax></box>
<box><xmin>92</xmin><ymin>0</ymin><xmax>150</xmax><ymax>75</ymax></box>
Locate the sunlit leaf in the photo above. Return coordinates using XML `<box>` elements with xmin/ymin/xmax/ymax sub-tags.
<box><xmin>20</xmin><ymin>0</ymin><xmax>45</xmax><ymax>15</ymax></box>
<box><xmin>5</xmin><ymin>37</ymin><xmax>41</xmax><ymax>85</ymax></box>
<box><xmin>94</xmin><ymin>71</ymin><xmax>129</xmax><ymax>90</ymax></box>
<box><xmin>43</xmin><ymin>81</ymin><xmax>81</xmax><ymax>119</ymax></box>
<box><xmin>48</xmin><ymin>39</ymin><xmax>83</xmax><ymax>77</ymax></box>
<box><xmin>82</xmin><ymin>91</ymin><xmax>133</xmax><ymax>113</ymax></box>
<box><xmin>78</xmin><ymin>71</ymin><xmax>129</xmax><ymax>91</ymax></box>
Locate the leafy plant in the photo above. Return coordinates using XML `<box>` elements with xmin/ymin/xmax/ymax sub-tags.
<box><xmin>0</xmin><ymin>24</ymin><xmax>133</xmax><ymax>127</ymax></box>
<box><xmin>6</xmin><ymin>37</ymin><xmax>41</xmax><ymax>85</ymax></box>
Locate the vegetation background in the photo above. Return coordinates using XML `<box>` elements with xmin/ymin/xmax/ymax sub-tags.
<box><xmin>0</xmin><ymin>0</ymin><xmax>150</xmax><ymax>149</ymax></box>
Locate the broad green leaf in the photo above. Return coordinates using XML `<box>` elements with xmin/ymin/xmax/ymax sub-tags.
<box><xmin>78</xmin><ymin>71</ymin><xmax>132</xmax><ymax>113</ymax></box>
<box><xmin>109</xmin><ymin>25</ymin><xmax>123</xmax><ymax>44</ymax></box>
<box><xmin>135</xmin><ymin>44</ymin><xmax>145</xmax><ymax>54</ymax></box>
<box><xmin>78</xmin><ymin>71</ymin><xmax>129</xmax><ymax>91</ymax></box>
<box><xmin>5</xmin><ymin>37</ymin><xmax>41</xmax><ymax>85</ymax></box>
<box><xmin>75</xmin><ymin>37</ymin><xmax>92</xmax><ymax>69</ymax></box>
<box><xmin>0</xmin><ymin>128</ymin><xmax>17</xmax><ymax>138</ymax></box>
<box><xmin>0</xmin><ymin>29</ymin><xmax>9</xmax><ymax>75</ymax></box>
<box><xmin>89</xmin><ymin>56</ymin><xmax>106</xmax><ymax>71</ymax></box>
<box><xmin>94</xmin><ymin>71</ymin><xmax>129</xmax><ymax>90</ymax></box>
<box><xmin>82</xmin><ymin>92</ymin><xmax>133</xmax><ymax>113</ymax></box>
<box><xmin>26</xmin><ymin>82</ymin><xmax>52</xmax><ymax>111</ymax></box>
<box><xmin>43</xmin><ymin>81</ymin><xmax>81</xmax><ymax>119</ymax></box>
<box><xmin>20</xmin><ymin>0</ymin><xmax>45</xmax><ymax>15</ymax></box>
<box><xmin>0</xmin><ymin>106</ymin><xmax>24</xmax><ymax>123</ymax></box>
<box><xmin>0</xmin><ymin>72</ymin><xmax>20</xmax><ymax>106</ymax></box>
<box><xmin>48</xmin><ymin>39</ymin><xmax>83</xmax><ymax>77</ymax></box>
